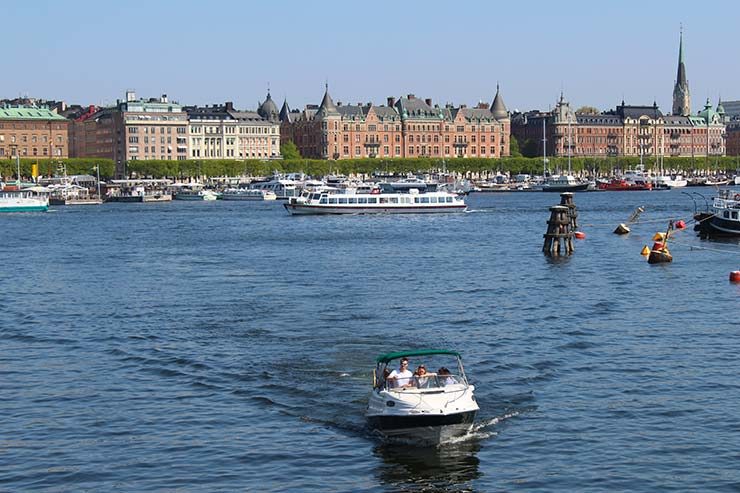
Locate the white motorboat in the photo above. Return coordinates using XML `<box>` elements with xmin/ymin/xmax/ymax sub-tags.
<box><xmin>366</xmin><ymin>350</ymin><xmax>479</xmax><ymax>443</ymax></box>
<box><xmin>221</xmin><ymin>188</ymin><xmax>277</xmax><ymax>201</ymax></box>
<box><xmin>283</xmin><ymin>185</ymin><xmax>466</xmax><ymax>215</ymax></box>
<box><xmin>174</xmin><ymin>188</ymin><xmax>218</xmax><ymax>201</ymax></box>
<box><xmin>248</xmin><ymin>175</ymin><xmax>299</xmax><ymax>199</ymax></box>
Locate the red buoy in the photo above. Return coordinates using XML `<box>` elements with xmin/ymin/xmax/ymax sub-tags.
<box><xmin>652</xmin><ymin>242</ymin><xmax>665</xmax><ymax>251</ymax></box>
<box><xmin>574</xmin><ymin>231</ymin><xmax>586</xmax><ymax>239</ymax></box>
<box><xmin>676</xmin><ymin>220</ymin><xmax>686</xmax><ymax>229</ymax></box>
<box><xmin>730</xmin><ymin>271</ymin><xmax>740</xmax><ymax>283</ymax></box>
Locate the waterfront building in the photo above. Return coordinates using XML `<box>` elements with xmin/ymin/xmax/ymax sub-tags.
<box><xmin>0</xmin><ymin>104</ymin><xmax>69</xmax><ymax>159</ymax></box>
<box><xmin>511</xmin><ymin>95</ymin><xmax>725</xmax><ymax>159</ymax></box>
<box><xmin>280</xmin><ymin>85</ymin><xmax>510</xmax><ymax>160</ymax></box>
<box><xmin>70</xmin><ymin>91</ymin><xmax>188</xmax><ymax>176</ymax></box>
<box><xmin>184</xmin><ymin>96</ymin><xmax>280</xmax><ymax>160</ymax></box>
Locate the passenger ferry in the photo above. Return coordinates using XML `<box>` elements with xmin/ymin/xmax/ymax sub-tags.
<box><xmin>0</xmin><ymin>186</ymin><xmax>50</xmax><ymax>212</ymax></box>
<box><xmin>248</xmin><ymin>176</ymin><xmax>299</xmax><ymax>200</ymax></box>
<box><xmin>283</xmin><ymin>186</ymin><xmax>466</xmax><ymax>215</ymax></box>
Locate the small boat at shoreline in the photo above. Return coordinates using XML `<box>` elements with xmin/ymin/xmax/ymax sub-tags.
<box><xmin>283</xmin><ymin>186</ymin><xmax>466</xmax><ymax>215</ymax></box>
<box><xmin>366</xmin><ymin>349</ymin><xmax>479</xmax><ymax>444</ymax></box>
<box><xmin>598</xmin><ymin>178</ymin><xmax>653</xmax><ymax>191</ymax></box>
<box><xmin>0</xmin><ymin>186</ymin><xmax>50</xmax><ymax>212</ymax></box>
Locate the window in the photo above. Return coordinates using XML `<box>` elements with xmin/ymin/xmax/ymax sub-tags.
<box><xmin>367</xmin><ymin>197</ymin><xmax>377</xmax><ymax>204</ymax></box>
<box><xmin>338</xmin><ymin>197</ymin><xmax>347</xmax><ymax>204</ymax></box>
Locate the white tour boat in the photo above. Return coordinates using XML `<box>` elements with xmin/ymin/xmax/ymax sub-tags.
<box><xmin>174</xmin><ymin>188</ymin><xmax>218</xmax><ymax>201</ymax></box>
<box><xmin>366</xmin><ymin>349</ymin><xmax>479</xmax><ymax>443</ymax></box>
<box><xmin>221</xmin><ymin>188</ymin><xmax>277</xmax><ymax>201</ymax></box>
<box><xmin>283</xmin><ymin>186</ymin><xmax>466</xmax><ymax>215</ymax></box>
<box><xmin>0</xmin><ymin>186</ymin><xmax>50</xmax><ymax>212</ymax></box>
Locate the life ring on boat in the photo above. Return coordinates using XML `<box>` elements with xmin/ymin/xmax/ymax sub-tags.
<box><xmin>734</xmin><ymin>194</ymin><xmax>740</xmax><ymax>201</ymax></box>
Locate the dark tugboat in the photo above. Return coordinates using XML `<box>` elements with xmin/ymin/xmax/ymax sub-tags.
<box><xmin>694</xmin><ymin>189</ymin><xmax>740</xmax><ymax>237</ymax></box>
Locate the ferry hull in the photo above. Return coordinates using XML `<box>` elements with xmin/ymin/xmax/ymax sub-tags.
<box><xmin>541</xmin><ymin>183</ymin><xmax>590</xmax><ymax>192</ymax></box>
<box><xmin>284</xmin><ymin>204</ymin><xmax>467</xmax><ymax>215</ymax></box>
<box><xmin>0</xmin><ymin>205</ymin><xmax>48</xmax><ymax>213</ymax></box>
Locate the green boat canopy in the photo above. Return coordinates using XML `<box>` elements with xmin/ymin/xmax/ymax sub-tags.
<box><xmin>375</xmin><ymin>349</ymin><xmax>461</xmax><ymax>364</ymax></box>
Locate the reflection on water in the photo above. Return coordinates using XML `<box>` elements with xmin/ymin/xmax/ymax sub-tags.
<box><xmin>374</xmin><ymin>439</ymin><xmax>482</xmax><ymax>492</ymax></box>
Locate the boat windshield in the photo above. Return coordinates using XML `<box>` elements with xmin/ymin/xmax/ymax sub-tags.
<box><xmin>375</xmin><ymin>353</ymin><xmax>468</xmax><ymax>390</ymax></box>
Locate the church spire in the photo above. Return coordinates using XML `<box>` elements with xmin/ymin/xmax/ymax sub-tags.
<box><xmin>672</xmin><ymin>27</ymin><xmax>691</xmax><ymax>116</ymax></box>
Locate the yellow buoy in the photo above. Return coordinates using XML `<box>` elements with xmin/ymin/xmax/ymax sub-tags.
<box><xmin>652</xmin><ymin>232</ymin><xmax>666</xmax><ymax>242</ymax></box>
<box><xmin>641</xmin><ymin>245</ymin><xmax>650</xmax><ymax>256</ymax></box>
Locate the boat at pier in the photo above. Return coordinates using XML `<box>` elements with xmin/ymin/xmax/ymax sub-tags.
<box><xmin>106</xmin><ymin>180</ymin><xmax>173</xmax><ymax>203</ymax></box>
<box><xmin>221</xmin><ymin>188</ymin><xmax>277</xmax><ymax>201</ymax></box>
<box><xmin>283</xmin><ymin>185</ymin><xmax>466</xmax><ymax>215</ymax></box>
<box><xmin>540</xmin><ymin>174</ymin><xmax>590</xmax><ymax>192</ymax></box>
<box><xmin>366</xmin><ymin>349</ymin><xmax>479</xmax><ymax>444</ymax></box>
<box><xmin>173</xmin><ymin>184</ymin><xmax>218</xmax><ymax>201</ymax></box>
<box><xmin>694</xmin><ymin>189</ymin><xmax>740</xmax><ymax>237</ymax></box>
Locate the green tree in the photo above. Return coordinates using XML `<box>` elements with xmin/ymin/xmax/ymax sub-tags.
<box><xmin>521</xmin><ymin>139</ymin><xmax>539</xmax><ymax>158</ymax></box>
<box><xmin>281</xmin><ymin>140</ymin><xmax>301</xmax><ymax>160</ymax></box>
<box><xmin>509</xmin><ymin>135</ymin><xmax>522</xmax><ymax>157</ymax></box>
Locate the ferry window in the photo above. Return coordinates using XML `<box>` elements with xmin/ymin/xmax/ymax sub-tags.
<box><xmin>725</xmin><ymin>211</ymin><xmax>730</xmax><ymax>218</ymax></box>
<box><xmin>338</xmin><ymin>198</ymin><xmax>348</xmax><ymax>204</ymax></box>
<box><xmin>430</xmin><ymin>197</ymin><xmax>438</xmax><ymax>203</ymax></box>
<box><xmin>390</xmin><ymin>197</ymin><xmax>399</xmax><ymax>204</ymax></box>
<box><xmin>733</xmin><ymin>212</ymin><xmax>738</xmax><ymax>220</ymax></box>
<box><xmin>348</xmin><ymin>197</ymin><xmax>357</xmax><ymax>204</ymax></box>
<box><xmin>414</xmin><ymin>197</ymin><xmax>420</xmax><ymax>203</ymax></box>
<box><xmin>367</xmin><ymin>197</ymin><xmax>377</xmax><ymax>204</ymax></box>
<box><xmin>380</xmin><ymin>197</ymin><xmax>389</xmax><ymax>204</ymax></box>
<box><xmin>446</xmin><ymin>197</ymin><xmax>453</xmax><ymax>203</ymax></box>
<box><xmin>329</xmin><ymin>198</ymin><xmax>337</xmax><ymax>204</ymax></box>
<box><xmin>320</xmin><ymin>197</ymin><xmax>327</xmax><ymax>204</ymax></box>
<box><xmin>420</xmin><ymin>197</ymin><xmax>430</xmax><ymax>203</ymax></box>
<box><xmin>358</xmin><ymin>197</ymin><xmax>368</xmax><ymax>204</ymax></box>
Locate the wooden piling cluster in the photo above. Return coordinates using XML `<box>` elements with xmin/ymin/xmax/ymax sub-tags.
<box><xmin>559</xmin><ymin>192</ymin><xmax>579</xmax><ymax>231</ymax></box>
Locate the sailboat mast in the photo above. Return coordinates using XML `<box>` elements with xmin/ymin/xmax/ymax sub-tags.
<box><xmin>568</xmin><ymin>118</ymin><xmax>572</xmax><ymax>174</ymax></box>
<box><xmin>16</xmin><ymin>153</ymin><xmax>21</xmax><ymax>188</ymax></box>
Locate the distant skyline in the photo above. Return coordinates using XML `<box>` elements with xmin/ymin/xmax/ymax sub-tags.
<box><xmin>4</xmin><ymin>0</ymin><xmax>738</xmax><ymax>114</ymax></box>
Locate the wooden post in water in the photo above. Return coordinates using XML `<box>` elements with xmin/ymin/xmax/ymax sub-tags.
<box><xmin>559</xmin><ymin>192</ymin><xmax>578</xmax><ymax>231</ymax></box>
<box><xmin>543</xmin><ymin>205</ymin><xmax>574</xmax><ymax>256</ymax></box>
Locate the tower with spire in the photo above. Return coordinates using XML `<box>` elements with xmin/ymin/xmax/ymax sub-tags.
<box><xmin>672</xmin><ymin>28</ymin><xmax>691</xmax><ymax>116</ymax></box>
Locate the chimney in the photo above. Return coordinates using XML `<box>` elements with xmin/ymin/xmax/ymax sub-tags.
<box><xmin>125</xmin><ymin>90</ymin><xmax>136</xmax><ymax>102</ymax></box>
<box><xmin>337</xmin><ymin>101</ymin><xmax>342</xmax><ymax>106</ymax></box>
<box><xmin>407</xmin><ymin>94</ymin><xmax>415</xmax><ymax>100</ymax></box>
<box><xmin>161</xmin><ymin>94</ymin><xmax>168</xmax><ymax>103</ymax></box>
<box><xmin>387</xmin><ymin>96</ymin><xmax>396</xmax><ymax>107</ymax></box>
<box><xmin>425</xmin><ymin>98</ymin><xmax>432</xmax><ymax>106</ymax></box>
<box><xmin>225</xmin><ymin>101</ymin><xmax>234</xmax><ymax>111</ymax></box>
<box><xmin>460</xmin><ymin>104</ymin><xmax>467</xmax><ymax>109</ymax></box>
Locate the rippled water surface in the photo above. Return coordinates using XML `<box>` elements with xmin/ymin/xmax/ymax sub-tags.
<box><xmin>3</xmin><ymin>190</ymin><xmax>740</xmax><ymax>492</ymax></box>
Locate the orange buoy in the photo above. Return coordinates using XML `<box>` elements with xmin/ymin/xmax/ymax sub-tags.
<box><xmin>730</xmin><ymin>271</ymin><xmax>740</xmax><ymax>283</ymax></box>
<box><xmin>641</xmin><ymin>245</ymin><xmax>650</xmax><ymax>256</ymax></box>
<box><xmin>676</xmin><ymin>220</ymin><xmax>686</xmax><ymax>229</ymax></box>
<box><xmin>574</xmin><ymin>231</ymin><xmax>586</xmax><ymax>239</ymax></box>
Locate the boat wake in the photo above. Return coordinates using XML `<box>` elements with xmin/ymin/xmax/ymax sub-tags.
<box><xmin>443</xmin><ymin>410</ymin><xmax>521</xmax><ymax>445</ymax></box>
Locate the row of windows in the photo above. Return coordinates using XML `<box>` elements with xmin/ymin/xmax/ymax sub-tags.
<box><xmin>0</xmin><ymin>134</ymin><xmax>63</xmax><ymax>144</ymax></box>
<box><xmin>0</xmin><ymin>123</ymin><xmax>64</xmax><ymax>130</ymax></box>
<box><xmin>0</xmin><ymin>146</ymin><xmax>63</xmax><ymax>156</ymax></box>
<box><xmin>319</xmin><ymin>195</ymin><xmax>455</xmax><ymax>205</ymax></box>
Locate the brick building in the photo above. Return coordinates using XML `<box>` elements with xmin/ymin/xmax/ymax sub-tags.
<box><xmin>70</xmin><ymin>91</ymin><xmax>188</xmax><ymax>176</ymax></box>
<box><xmin>280</xmin><ymin>85</ymin><xmax>510</xmax><ymax>160</ymax></box>
<box><xmin>0</xmin><ymin>105</ymin><xmax>69</xmax><ymax>159</ymax></box>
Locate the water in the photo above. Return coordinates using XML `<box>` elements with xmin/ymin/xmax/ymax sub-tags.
<box><xmin>3</xmin><ymin>190</ymin><xmax>740</xmax><ymax>492</ymax></box>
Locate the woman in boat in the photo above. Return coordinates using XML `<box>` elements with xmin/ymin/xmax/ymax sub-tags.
<box><xmin>414</xmin><ymin>364</ymin><xmax>431</xmax><ymax>388</ymax></box>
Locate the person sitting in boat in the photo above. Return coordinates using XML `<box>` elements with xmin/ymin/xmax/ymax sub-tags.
<box><xmin>437</xmin><ymin>367</ymin><xmax>456</xmax><ymax>386</ymax></box>
<box><xmin>387</xmin><ymin>358</ymin><xmax>413</xmax><ymax>388</ymax></box>
<box><xmin>414</xmin><ymin>364</ymin><xmax>431</xmax><ymax>388</ymax></box>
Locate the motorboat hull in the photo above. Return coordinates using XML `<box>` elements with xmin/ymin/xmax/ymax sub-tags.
<box><xmin>540</xmin><ymin>183</ymin><xmax>590</xmax><ymax>192</ymax></box>
<box><xmin>367</xmin><ymin>410</ymin><xmax>476</xmax><ymax>442</ymax></box>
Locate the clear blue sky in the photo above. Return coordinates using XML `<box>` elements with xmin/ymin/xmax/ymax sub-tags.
<box><xmin>4</xmin><ymin>0</ymin><xmax>737</xmax><ymax>114</ymax></box>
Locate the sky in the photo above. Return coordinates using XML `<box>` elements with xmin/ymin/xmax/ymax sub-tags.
<box><xmin>4</xmin><ymin>0</ymin><xmax>738</xmax><ymax>114</ymax></box>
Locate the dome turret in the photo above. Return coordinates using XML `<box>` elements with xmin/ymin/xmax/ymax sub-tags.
<box><xmin>490</xmin><ymin>84</ymin><xmax>508</xmax><ymax>119</ymax></box>
<box><xmin>258</xmin><ymin>91</ymin><xmax>279</xmax><ymax>120</ymax></box>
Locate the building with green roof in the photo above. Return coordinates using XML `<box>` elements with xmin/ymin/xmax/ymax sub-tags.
<box><xmin>0</xmin><ymin>105</ymin><xmax>70</xmax><ymax>159</ymax></box>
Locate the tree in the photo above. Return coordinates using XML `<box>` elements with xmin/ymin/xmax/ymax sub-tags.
<box><xmin>521</xmin><ymin>138</ymin><xmax>539</xmax><ymax>158</ymax></box>
<box><xmin>576</xmin><ymin>106</ymin><xmax>600</xmax><ymax>115</ymax></box>
<box><xmin>509</xmin><ymin>135</ymin><xmax>522</xmax><ymax>157</ymax></box>
<box><xmin>280</xmin><ymin>140</ymin><xmax>301</xmax><ymax>160</ymax></box>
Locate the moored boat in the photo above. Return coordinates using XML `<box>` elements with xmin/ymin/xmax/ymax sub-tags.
<box><xmin>694</xmin><ymin>189</ymin><xmax>740</xmax><ymax>237</ymax></box>
<box><xmin>366</xmin><ymin>349</ymin><xmax>479</xmax><ymax>444</ymax></box>
<box><xmin>221</xmin><ymin>188</ymin><xmax>277</xmax><ymax>201</ymax></box>
<box><xmin>283</xmin><ymin>186</ymin><xmax>466</xmax><ymax>215</ymax></box>
<box><xmin>540</xmin><ymin>174</ymin><xmax>590</xmax><ymax>192</ymax></box>
<box><xmin>598</xmin><ymin>178</ymin><xmax>653</xmax><ymax>191</ymax></box>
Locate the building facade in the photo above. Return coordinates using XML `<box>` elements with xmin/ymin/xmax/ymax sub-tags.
<box><xmin>280</xmin><ymin>85</ymin><xmax>510</xmax><ymax>160</ymax></box>
<box><xmin>185</xmin><ymin>96</ymin><xmax>280</xmax><ymax>160</ymax></box>
<box><xmin>0</xmin><ymin>105</ymin><xmax>69</xmax><ymax>159</ymax></box>
<box><xmin>70</xmin><ymin>91</ymin><xmax>189</xmax><ymax>176</ymax></box>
